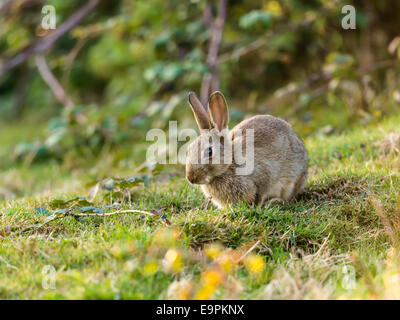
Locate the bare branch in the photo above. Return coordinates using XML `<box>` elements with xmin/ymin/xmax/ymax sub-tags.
<box><xmin>200</xmin><ymin>0</ymin><xmax>227</xmax><ymax>106</ymax></box>
<box><xmin>62</xmin><ymin>38</ymin><xmax>89</xmax><ymax>87</ymax></box>
<box><xmin>236</xmin><ymin>240</ymin><xmax>261</xmax><ymax>263</ymax></box>
<box><xmin>35</xmin><ymin>55</ymin><xmax>74</xmax><ymax>110</ymax></box>
<box><xmin>202</xmin><ymin>2</ymin><xmax>213</xmax><ymax>29</ymax></box>
<box><xmin>0</xmin><ymin>0</ymin><xmax>100</xmax><ymax>76</ymax></box>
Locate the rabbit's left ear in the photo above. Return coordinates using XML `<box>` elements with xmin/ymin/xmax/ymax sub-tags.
<box><xmin>208</xmin><ymin>91</ymin><xmax>229</xmax><ymax>131</ymax></box>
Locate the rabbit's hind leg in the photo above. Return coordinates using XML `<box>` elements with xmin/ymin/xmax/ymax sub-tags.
<box><xmin>260</xmin><ymin>180</ymin><xmax>296</xmax><ymax>207</ymax></box>
<box><xmin>292</xmin><ymin>171</ymin><xmax>307</xmax><ymax>198</ymax></box>
<box><xmin>260</xmin><ymin>186</ymin><xmax>286</xmax><ymax>207</ymax></box>
<box><xmin>261</xmin><ymin>196</ymin><xmax>285</xmax><ymax>207</ymax></box>
<box><xmin>280</xmin><ymin>181</ymin><xmax>297</xmax><ymax>201</ymax></box>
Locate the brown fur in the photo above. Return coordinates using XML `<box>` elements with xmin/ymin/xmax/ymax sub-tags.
<box><xmin>186</xmin><ymin>92</ymin><xmax>308</xmax><ymax>209</ymax></box>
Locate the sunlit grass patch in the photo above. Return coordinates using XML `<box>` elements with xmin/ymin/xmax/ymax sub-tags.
<box><xmin>1</xmin><ymin>115</ymin><xmax>400</xmax><ymax>299</ymax></box>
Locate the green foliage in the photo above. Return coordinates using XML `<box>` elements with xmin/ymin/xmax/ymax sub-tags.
<box><xmin>239</xmin><ymin>10</ymin><xmax>273</xmax><ymax>30</ymax></box>
<box><xmin>1</xmin><ymin>0</ymin><xmax>400</xmax><ymax>167</ymax></box>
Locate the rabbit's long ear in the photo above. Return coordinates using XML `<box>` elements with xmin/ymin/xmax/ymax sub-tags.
<box><xmin>208</xmin><ymin>91</ymin><xmax>229</xmax><ymax>131</ymax></box>
<box><xmin>188</xmin><ymin>92</ymin><xmax>210</xmax><ymax>130</ymax></box>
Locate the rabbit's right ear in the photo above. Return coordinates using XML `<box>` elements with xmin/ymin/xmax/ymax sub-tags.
<box><xmin>208</xmin><ymin>91</ymin><xmax>229</xmax><ymax>132</ymax></box>
<box><xmin>188</xmin><ymin>92</ymin><xmax>210</xmax><ymax>130</ymax></box>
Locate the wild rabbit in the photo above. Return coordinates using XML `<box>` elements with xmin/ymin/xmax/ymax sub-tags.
<box><xmin>185</xmin><ymin>91</ymin><xmax>308</xmax><ymax>208</ymax></box>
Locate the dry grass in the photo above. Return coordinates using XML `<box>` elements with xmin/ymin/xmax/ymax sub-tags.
<box><xmin>380</xmin><ymin>132</ymin><xmax>400</xmax><ymax>155</ymax></box>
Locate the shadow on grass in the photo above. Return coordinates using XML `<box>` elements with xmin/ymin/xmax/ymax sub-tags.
<box><xmin>300</xmin><ymin>176</ymin><xmax>370</xmax><ymax>202</ymax></box>
<box><xmin>179</xmin><ymin>174</ymin><xmax>389</xmax><ymax>255</ymax></box>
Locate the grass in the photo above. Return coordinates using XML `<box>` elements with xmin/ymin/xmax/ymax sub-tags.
<box><xmin>1</xmin><ymin>115</ymin><xmax>400</xmax><ymax>299</ymax></box>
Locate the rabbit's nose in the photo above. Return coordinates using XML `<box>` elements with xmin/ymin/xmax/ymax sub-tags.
<box><xmin>186</xmin><ymin>174</ymin><xmax>196</xmax><ymax>184</ymax></box>
<box><xmin>186</xmin><ymin>174</ymin><xmax>194</xmax><ymax>183</ymax></box>
<box><xmin>186</xmin><ymin>172</ymin><xmax>203</xmax><ymax>184</ymax></box>
<box><xmin>186</xmin><ymin>173</ymin><xmax>210</xmax><ymax>185</ymax></box>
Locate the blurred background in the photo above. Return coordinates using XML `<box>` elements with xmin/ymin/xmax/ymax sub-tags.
<box><xmin>0</xmin><ymin>0</ymin><xmax>400</xmax><ymax>178</ymax></box>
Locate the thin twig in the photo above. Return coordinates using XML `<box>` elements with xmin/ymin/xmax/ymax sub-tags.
<box><xmin>236</xmin><ymin>240</ymin><xmax>261</xmax><ymax>263</ymax></box>
<box><xmin>18</xmin><ymin>209</ymin><xmax>167</xmax><ymax>235</ymax></box>
<box><xmin>71</xmin><ymin>209</ymin><xmax>157</xmax><ymax>217</ymax></box>
<box><xmin>0</xmin><ymin>255</ymin><xmax>18</xmax><ymax>270</ymax></box>
<box><xmin>19</xmin><ymin>214</ymin><xmax>63</xmax><ymax>234</ymax></box>
<box><xmin>314</xmin><ymin>234</ymin><xmax>330</xmax><ymax>257</ymax></box>
<box><xmin>200</xmin><ymin>0</ymin><xmax>227</xmax><ymax>106</ymax></box>
<box><xmin>35</xmin><ymin>55</ymin><xmax>75</xmax><ymax>110</ymax></box>
<box><xmin>63</xmin><ymin>37</ymin><xmax>89</xmax><ymax>88</ymax></box>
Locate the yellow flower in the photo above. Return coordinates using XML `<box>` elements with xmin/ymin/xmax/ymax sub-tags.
<box><xmin>383</xmin><ymin>269</ymin><xmax>400</xmax><ymax>299</ymax></box>
<box><xmin>153</xmin><ymin>228</ymin><xmax>180</xmax><ymax>246</ymax></box>
<box><xmin>164</xmin><ymin>249</ymin><xmax>183</xmax><ymax>272</ymax></box>
<box><xmin>265</xmin><ymin>1</ymin><xmax>283</xmax><ymax>17</ymax></box>
<box><xmin>195</xmin><ymin>285</ymin><xmax>215</xmax><ymax>300</ymax></box>
<box><xmin>244</xmin><ymin>254</ymin><xmax>265</xmax><ymax>274</ymax></box>
<box><xmin>202</xmin><ymin>269</ymin><xmax>222</xmax><ymax>287</ymax></box>
<box><xmin>143</xmin><ymin>260</ymin><xmax>158</xmax><ymax>275</ymax></box>
<box><xmin>194</xmin><ymin>269</ymin><xmax>223</xmax><ymax>299</ymax></box>
<box><xmin>204</xmin><ymin>243</ymin><xmax>222</xmax><ymax>260</ymax></box>
<box><xmin>217</xmin><ymin>252</ymin><xmax>237</xmax><ymax>273</ymax></box>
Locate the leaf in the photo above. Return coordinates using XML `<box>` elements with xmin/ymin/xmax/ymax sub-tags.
<box><xmin>49</xmin><ymin>199</ymin><xmax>69</xmax><ymax>209</ymax></box>
<box><xmin>34</xmin><ymin>207</ymin><xmax>51</xmax><ymax>216</ymax></box>
<box><xmin>299</xmin><ymin>93</ymin><xmax>311</xmax><ymax>108</ymax></box>
<box><xmin>44</xmin><ymin>128</ymin><xmax>66</xmax><ymax>148</ymax></box>
<box><xmin>103</xmin><ymin>191</ymin><xmax>123</xmax><ymax>202</ymax></box>
<box><xmin>239</xmin><ymin>10</ymin><xmax>273</xmax><ymax>29</ymax></box>
<box><xmin>143</xmin><ymin>175</ymin><xmax>152</xmax><ymax>187</ymax></box>
<box><xmin>118</xmin><ymin>178</ymin><xmax>143</xmax><ymax>188</ymax></box>
<box><xmin>161</xmin><ymin>63</ymin><xmax>184</xmax><ymax>82</ymax></box>
<box><xmin>85</xmin><ymin>180</ymin><xmax>100</xmax><ymax>188</ymax></box>
<box><xmin>151</xmin><ymin>164</ymin><xmax>164</xmax><ymax>175</ymax></box>
<box><xmin>154</xmin><ymin>30</ymin><xmax>172</xmax><ymax>48</ymax></box>
<box><xmin>102</xmin><ymin>178</ymin><xmax>116</xmax><ymax>191</ymax></box>
<box><xmin>137</xmin><ymin>162</ymin><xmax>164</xmax><ymax>176</ymax></box>
<box><xmin>77</xmin><ymin>199</ymin><xmax>93</xmax><ymax>207</ymax></box>
<box><xmin>49</xmin><ymin>197</ymin><xmax>92</xmax><ymax>209</ymax></box>
<box><xmin>324</xmin><ymin>53</ymin><xmax>355</xmax><ymax>75</ymax></box>
<box><xmin>79</xmin><ymin>206</ymin><xmax>104</xmax><ymax>213</ymax></box>
<box><xmin>79</xmin><ymin>206</ymin><xmax>96</xmax><ymax>213</ymax></box>
<box><xmin>103</xmin><ymin>204</ymin><xmax>115</xmax><ymax>209</ymax></box>
<box><xmin>53</xmin><ymin>209</ymin><xmax>69</xmax><ymax>215</ymax></box>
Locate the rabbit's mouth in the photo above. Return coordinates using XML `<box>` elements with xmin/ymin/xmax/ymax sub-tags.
<box><xmin>186</xmin><ymin>175</ymin><xmax>211</xmax><ymax>185</ymax></box>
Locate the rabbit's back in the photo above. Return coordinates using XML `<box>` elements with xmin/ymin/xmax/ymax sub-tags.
<box><xmin>232</xmin><ymin>115</ymin><xmax>306</xmax><ymax>162</ymax></box>
<box><xmin>230</xmin><ymin>115</ymin><xmax>308</xmax><ymax>202</ymax></box>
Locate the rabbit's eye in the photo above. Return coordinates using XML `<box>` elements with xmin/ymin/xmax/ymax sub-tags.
<box><xmin>204</xmin><ymin>147</ymin><xmax>213</xmax><ymax>157</ymax></box>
